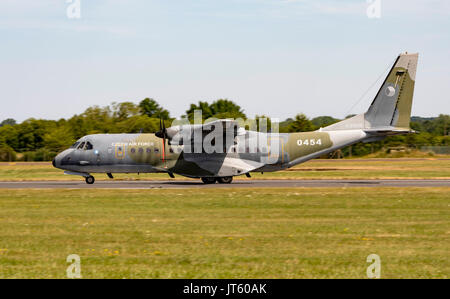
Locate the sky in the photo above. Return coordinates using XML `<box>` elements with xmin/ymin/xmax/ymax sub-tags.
<box><xmin>1</xmin><ymin>0</ymin><xmax>449</xmax><ymax>123</ymax></box>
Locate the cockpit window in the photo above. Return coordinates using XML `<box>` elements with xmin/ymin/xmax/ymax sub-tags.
<box><xmin>85</xmin><ymin>142</ymin><xmax>93</xmax><ymax>150</ymax></box>
<box><xmin>70</xmin><ymin>142</ymin><xmax>80</xmax><ymax>149</ymax></box>
<box><xmin>77</xmin><ymin>142</ymin><xmax>86</xmax><ymax>150</ymax></box>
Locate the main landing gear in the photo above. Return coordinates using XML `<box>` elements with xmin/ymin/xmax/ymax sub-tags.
<box><xmin>85</xmin><ymin>175</ymin><xmax>95</xmax><ymax>185</ymax></box>
<box><xmin>217</xmin><ymin>177</ymin><xmax>233</xmax><ymax>184</ymax></box>
<box><xmin>201</xmin><ymin>177</ymin><xmax>216</xmax><ymax>184</ymax></box>
<box><xmin>201</xmin><ymin>177</ymin><xmax>233</xmax><ymax>184</ymax></box>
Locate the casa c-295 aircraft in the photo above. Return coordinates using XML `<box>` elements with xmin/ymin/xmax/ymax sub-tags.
<box><xmin>53</xmin><ymin>52</ymin><xmax>419</xmax><ymax>184</ymax></box>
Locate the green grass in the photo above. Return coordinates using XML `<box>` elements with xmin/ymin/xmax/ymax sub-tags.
<box><xmin>0</xmin><ymin>187</ymin><xmax>448</xmax><ymax>278</ymax></box>
<box><xmin>1</xmin><ymin>158</ymin><xmax>450</xmax><ymax>181</ymax></box>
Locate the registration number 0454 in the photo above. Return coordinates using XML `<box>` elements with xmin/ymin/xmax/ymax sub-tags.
<box><xmin>297</xmin><ymin>139</ymin><xmax>322</xmax><ymax>146</ymax></box>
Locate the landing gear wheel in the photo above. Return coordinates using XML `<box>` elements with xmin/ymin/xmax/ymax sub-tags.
<box><xmin>85</xmin><ymin>176</ymin><xmax>95</xmax><ymax>185</ymax></box>
<box><xmin>217</xmin><ymin>177</ymin><xmax>233</xmax><ymax>184</ymax></box>
<box><xmin>201</xmin><ymin>177</ymin><xmax>216</xmax><ymax>184</ymax></box>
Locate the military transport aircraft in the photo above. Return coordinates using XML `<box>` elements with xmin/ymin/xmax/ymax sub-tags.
<box><xmin>53</xmin><ymin>52</ymin><xmax>419</xmax><ymax>184</ymax></box>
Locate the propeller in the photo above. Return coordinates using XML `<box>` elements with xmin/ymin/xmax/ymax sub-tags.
<box><xmin>155</xmin><ymin>117</ymin><xmax>165</xmax><ymax>138</ymax></box>
<box><xmin>155</xmin><ymin>117</ymin><xmax>166</xmax><ymax>162</ymax></box>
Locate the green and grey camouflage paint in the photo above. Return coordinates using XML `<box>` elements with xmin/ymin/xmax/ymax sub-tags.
<box><xmin>53</xmin><ymin>52</ymin><xmax>418</xmax><ymax>183</ymax></box>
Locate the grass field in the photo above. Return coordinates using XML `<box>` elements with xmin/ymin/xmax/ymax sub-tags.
<box><xmin>1</xmin><ymin>158</ymin><xmax>450</xmax><ymax>181</ymax></box>
<box><xmin>0</xmin><ymin>187</ymin><xmax>448</xmax><ymax>278</ymax></box>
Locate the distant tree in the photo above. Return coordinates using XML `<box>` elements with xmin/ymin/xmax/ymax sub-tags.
<box><xmin>410</xmin><ymin>121</ymin><xmax>423</xmax><ymax>133</ymax></box>
<box><xmin>185</xmin><ymin>101</ymin><xmax>214</xmax><ymax>121</ymax></box>
<box><xmin>112</xmin><ymin>102</ymin><xmax>140</xmax><ymax>121</ymax></box>
<box><xmin>185</xmin><ymin>99</ymin><xmax>246</xmax><ymax>122</ymax></box>
<box><xmin>43</xmin><ymin>127</ymin><xmax>75</xmax><ymax>152</ymax></box>
<box><xmin>287</xmin><ymin>114</ymin><xmax>314</xmax><ymax>132</ymax></box>
<box><xmin>114</xmin><ymin>115</ymin><xmax>161</xmax><ymax>133</ymax></box>
<box><xmin>138</xmin><ymin>98</ymin><xmax>170</xmax><ymax>119</ymax></box>
<box><xmin>0</xmin><ymin>119</ymin><xmax>16</xmax><ymax>127</ymax></box>
<box><xmin>0</xmin><ymin>124</ymin><xmax>19</xmax><ymax>150</ymax></box>
<box><xmin>411</xmin><ymin>116</ymin><xmax>436</xmax><ymax>123</ymax></box>
<box><xmin>15</xmin><ymin>119</ymin><xmax>48</xmax><ymax>151</ymax></box>
<box><xmin>311</xmin><ymin>116</ymin><xmax>340</xmax><ymax>128</ymax></box>
<box><xmin>0</xmin><ymin>145</ymin><xmax>16</xmax><ymax>162</ymax></box>
<box><xmin>1</xmin><ymin>98</ymin><xmax>448</xmax><ymax>160</ymax></box>
<box><xmin>67</xmin><ymin>115</ymin><xmax>89</xmax><ymax>139</ymax></box>
<box><xmin>73</xmin><ymin>106</ymin><xmax>114</xmax><ymax>135</ymax></box>
<box><xmin>210</xmin><ymin>99</ymin><xmax>246</xmax><ymax>119</ymax></box>
<box><xmin>279</xmin><ymin>118</ymin><xmax>294</xmax><ymax>133</ymax></box>
<box><xmin>434</xmin><ymin>114</ymin><xmax>449</xmax><ymax>136</ymax></box>
<box><xmin>255</xmin><ymin>115</ymin><xmax>272</xmax><ymax>132</ymax></box>
<box><xmin>402</xmin><ymin>114</ymin><xmax>448</xmax><ymax>136</ymax></box>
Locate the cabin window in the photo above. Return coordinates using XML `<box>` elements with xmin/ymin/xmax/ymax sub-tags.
<box><xmin>169</xmin><ymin>147</ymin><xmax>174</xmax><ymax>153</ymax></box>
<box><xmin>154</xmin><ymin>148</ymin><xmax>159</xmax><ymax>153</ymax></box>
<box><xmin>138</xmin><ymin>148</ymin><xmax>144</xmax><ymax>154</ymax></box>
<box><xmin>85</xmin><ymin>142</ymin><xmax>93</xmax><ymax>150</ymax></box>
<box><xmin>131</xmin><ymin>148</ymin><xmax>136</xmax><ymax>154</ymax></box>
<box><xmin>146</xmin><ymin>148</ymin><xmax>151</xmax><ymax>153</ymax></box>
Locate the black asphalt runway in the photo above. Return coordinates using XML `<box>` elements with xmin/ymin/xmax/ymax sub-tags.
<box><xmin>0</xmin><ymin>179</ymin><xmax>449</xmax><ymax>189</ymax></box>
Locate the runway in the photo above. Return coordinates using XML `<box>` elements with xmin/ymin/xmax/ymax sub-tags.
<box><xmin>0</xmin><ymin>179</ymin><xmax>449</xmax><ymax>189</ymax></box>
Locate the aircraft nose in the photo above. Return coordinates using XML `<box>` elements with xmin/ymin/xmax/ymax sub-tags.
<box><xmin>52</xmin><ymin>153</ymin><xmax>62</xmax><ymax>168</ymax></box>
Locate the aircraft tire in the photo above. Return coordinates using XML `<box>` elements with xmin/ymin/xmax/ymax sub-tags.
<box><xmin>217</xmin><ymin>177</ymin><xmax>233</xmax><ymax>184</ymax></box>
<box><xmin>201</xmin><ymin>177</ymin><xmax>216</xmax><ymax>184</ymax></box>
<box><xmin>85</xmin><ymin>176</ymin><xmax>95</xmax><ymax>185</ymax></box>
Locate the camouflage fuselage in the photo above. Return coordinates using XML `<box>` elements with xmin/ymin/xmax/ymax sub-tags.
<box><xmin>53</xmin><ymin>52</ymin><xmax>418</xmax><ymax>180</ymax></box>
<box><xmin>53</xmin><ymin>129</ymin><xmax>368</xmax><ymax>178</ymax></box>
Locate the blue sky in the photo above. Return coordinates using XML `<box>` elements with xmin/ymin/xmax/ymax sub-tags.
<box><xmin>1</xmin><ymin>0</ymin><xmax>449</xmax><ymax>122</ymax></box>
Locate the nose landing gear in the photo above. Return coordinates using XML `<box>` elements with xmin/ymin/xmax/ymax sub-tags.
<box><xmin>85</xmin><ymin>175</ymin><xmax>95</xmax><ymax>185</ymax></box>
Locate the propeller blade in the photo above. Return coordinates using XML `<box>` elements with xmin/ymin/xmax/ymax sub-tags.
<box><xmin>161</xmin><ymin>116</ymin><xmax>166</xmax><ymax>162</ymax></box>
<box><xmin>155</xmin><ymin>116</ymin><xmax>165</xmax><ymax>139</ymax></box>
<box><xmin>162</xmin><ymin>118</ymin><xmax>166</xmax><ymax>138</ymax></box>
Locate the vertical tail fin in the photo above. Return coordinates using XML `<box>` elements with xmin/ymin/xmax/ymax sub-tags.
<box><xmin>323</xmin><ymin>52</ymin><xmax>419</xmax><ymax>132</ymax></box>
<box><xmin>365</xmin><ymin>52</ymin><xmax>419</xmax><ymax>130</ymax></box>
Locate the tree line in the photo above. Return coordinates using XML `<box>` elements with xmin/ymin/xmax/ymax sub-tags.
<box><xmin>0</xmin><ymin>98</ymin><xmax>448</xmax><ymax>161</ymax></box>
